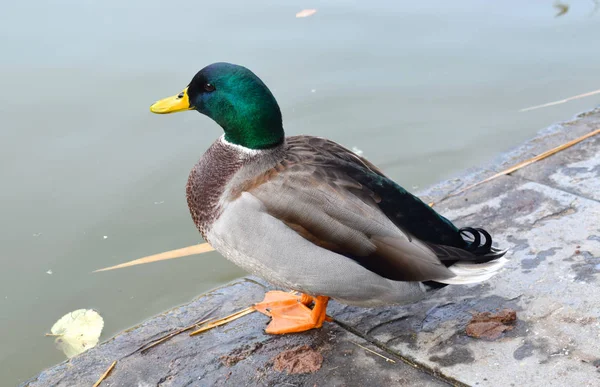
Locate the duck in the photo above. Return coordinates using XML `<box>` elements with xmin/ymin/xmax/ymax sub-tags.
<box><xmin>149</xmin><ymin>62</ymin><xmax>508</xmax><ymax>335</ymax></box>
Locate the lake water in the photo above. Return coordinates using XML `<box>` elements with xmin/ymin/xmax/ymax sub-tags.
<box><xmin>1</xmin><ymin>0</ymin><xmax>600</xmax><ymax>384</ymax></box>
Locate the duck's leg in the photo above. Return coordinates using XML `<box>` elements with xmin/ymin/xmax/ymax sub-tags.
<box><xmin>257</xmin><ymin>294</ymin><xmax>330</xmax><ymax>334</ymax></box>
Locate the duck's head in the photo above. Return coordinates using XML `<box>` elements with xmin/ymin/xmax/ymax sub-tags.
<box><xmin>150</xmin><ymin>62</ymin><xmax>284</xmax><ymax>150</ymax></box>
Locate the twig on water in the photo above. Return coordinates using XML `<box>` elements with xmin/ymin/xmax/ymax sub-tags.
<box><xmin>520</xmin><ymin>88</ymin><xmax>600</xmax><ymax>112</ymax></box>
<box><xmin>93</xmin><ymin>243</ymin><xmax>214</xmax><ymax>272</ymax></box>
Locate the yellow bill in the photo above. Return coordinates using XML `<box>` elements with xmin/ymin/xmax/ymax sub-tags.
<box><xmin>150</xmin><ymin>87</ymin><xmax>193</xmax><ymax>114</ymax></box>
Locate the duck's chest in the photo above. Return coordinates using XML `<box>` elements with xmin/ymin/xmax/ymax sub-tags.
<box><xmin>186</xmin><ymin>141</ymin><xmax>246</xmax><ymax>239</ymax></box>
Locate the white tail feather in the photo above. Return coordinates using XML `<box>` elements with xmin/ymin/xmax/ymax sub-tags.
<box><xmin>435</xmin><ymin>256</ymin><xmax>509</xmax><ymax>285</ymax></box>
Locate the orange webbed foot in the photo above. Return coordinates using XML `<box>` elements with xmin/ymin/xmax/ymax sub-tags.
<box><xmin>254</xmin><ymin>291</ymin><xmax>331</xmax><ymax>334</ymax></box>
<box><xmin>253</xmin><ymin>290</ymin><xmax>312</xmax><ymax>315</ymax></box>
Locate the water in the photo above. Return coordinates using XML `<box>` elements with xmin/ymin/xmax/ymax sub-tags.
<box><xmin>1</xmin><ymin>0</ymin><xmax>599</xmax><ymax>384</ymax></box>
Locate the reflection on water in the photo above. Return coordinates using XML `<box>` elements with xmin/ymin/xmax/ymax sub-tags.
<box><xmin>1</xmin><ymin>1</ymin><xmax>599</xmax><ymax>384</ymax></box>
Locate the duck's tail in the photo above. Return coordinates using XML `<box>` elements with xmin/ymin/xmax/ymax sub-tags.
<box><xmin>426</xmin><ymin>227</ymin><xmax>509</xmax><ymax>286</ymax></box>
<box><xmin>436</xmin><ymin>254</ymin><xmax>508</xmax><ymax>285</ymax></box>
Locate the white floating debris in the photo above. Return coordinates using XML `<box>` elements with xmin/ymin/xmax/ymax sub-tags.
<box><xmin>49</xmin><ymin>309</ymin><xmax>104</xmax><ymax>358</ymax></box>
<box><xmin>296</xmin><ymin>9</ymin><xmax>317</xmax><ymax>18</ymax></box>
<box><xmin>46</xmin><ymin>270</ymin><xmax>53</xmax><ymax>275</ymax></box>
<box><xmin>311</xmin><ymin>89</ymin><xmax>316</xmax><ymax>93</ymax></box>
<box><xmin>154</xmin><ymin>201</ymin><xmax>165</xmax><ymax>205</ymax></box>
<box><xmin>33</xmin><ymin>233</ymin><xmax>42</xmax><ymax>237</ymax></box>
<box><xmin>103</xmin><ymin>236</ymin><xmax>108</xmax><ymax>239</ymax></box>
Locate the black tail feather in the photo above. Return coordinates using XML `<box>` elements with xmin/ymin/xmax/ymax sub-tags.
<box><xmin>459</xmin><ymin>227</ymin><xmax>507</xmax><ymax>262</ymax></box>
<box><xmin>422</xmin><ymin>227</ymin><xmax>508</xmax><ymax>290</ymax></box>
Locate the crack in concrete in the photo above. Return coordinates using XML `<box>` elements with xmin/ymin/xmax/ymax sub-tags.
<box><xmin>332</xmin><ymin>319</ymin><xmax>468</xmax><ymax>387</ymax></box>
<box><xmin>516</xmin><ymin>174</ymin><xmax>600</xmax><ymax>205</ymax></box>
<box><xmin>531</xmin><ymin>205</ymin><xmax>576</xmax><ymax>226</ymax></box>
<box><xmin>365</xmin><ymin>315</ymin><xmax>411</xmax><ymax>337</ymax></box>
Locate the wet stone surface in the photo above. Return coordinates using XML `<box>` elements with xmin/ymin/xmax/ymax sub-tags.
<box><xmin>23</xmin><ymin>279</ymin><xmax>447</xmax><ymax>387</ymax></box>
<box><xmin>24</xmin><ymin>108</ymin><xmax>600</xmax><ymax>386</ymax></box>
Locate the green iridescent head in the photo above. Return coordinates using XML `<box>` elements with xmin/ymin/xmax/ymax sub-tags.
<box><xmin>150</xmin><ymin>62</ymin><xmax>284</xmax><ymax>150</ymax></box>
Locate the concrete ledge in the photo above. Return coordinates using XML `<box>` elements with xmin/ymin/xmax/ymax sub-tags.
<box><xmin>24</xmin><ymin>107</ymin><xmax>600</xmax><ymax>387</ymax></box>
<box><xmin>24</xmin><ymin>279</ymin><xmax>447</xmax><ymax>387</ymax></box>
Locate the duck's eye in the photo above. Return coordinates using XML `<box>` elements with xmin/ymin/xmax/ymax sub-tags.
<box><xmin>204</xmin><ymin>83</ymin><xmax>216</xmax><ymax>92</ymax></box>
<box><xmin>177</xmin><ymin>92</ymin><xmax>184</xmax><ymax>99</ymax></box>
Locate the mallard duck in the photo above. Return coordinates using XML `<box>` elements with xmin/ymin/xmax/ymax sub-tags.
<box><xmin>150</xmin><ymin>62</ymin><xmax>508</xmax><ymax>335</ymax></box>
